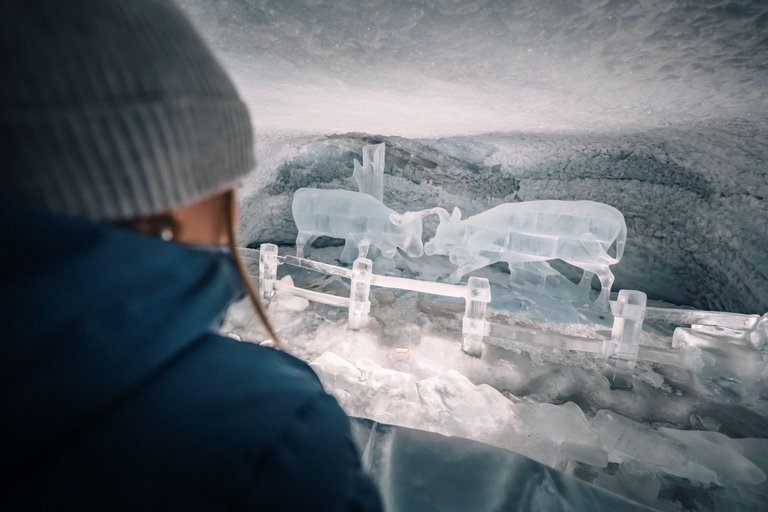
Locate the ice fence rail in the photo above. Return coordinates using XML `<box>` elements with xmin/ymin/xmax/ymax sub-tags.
<box><xmin>240</xmin><ymin>246</ymin><xmax>767</xmax><ymax>383</ymax></box>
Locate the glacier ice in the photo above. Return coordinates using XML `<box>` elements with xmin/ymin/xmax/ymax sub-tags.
<box><xmin>424</xmin><ymin>200</ymin><xmax>626</xmax><ymax>310</ymax></box>
<box><xmin>592</xmin><ymin>410</ymin><xmax>691</xmax><ymax>469</ymax></box>
<box><xmin>659</xmin><ymin>427</ymin><xmax>766</xmax><ymax>486</ymax></box>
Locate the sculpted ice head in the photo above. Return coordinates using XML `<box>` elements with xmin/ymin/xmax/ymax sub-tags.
<box><xmin>424</xmin><ymin>207</ymin><xmax>465</xmax><ymax>259</ymax></box>
<box><xmin>389</xmin><ymin>210</ymin><xmax>427</xmax><ymax>258</ymax></box>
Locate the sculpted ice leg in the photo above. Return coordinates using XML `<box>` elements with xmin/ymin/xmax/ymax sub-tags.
<box><xmin>579</xmin><ymin>270</ymin><xmax>594</xmax><ymax>289</ymax></box>
<box><xmin>341</xmin><ymin>238</ymin><xmax>360</xmax><ymax>263</ymax></box>
<box><xmin>295</xmin><ymin>231</ymin><xmax>314</xmax><ymax>258</ymax></box>
<box><xmin>594</xmin><ymin>267</ymin><xmax>615</xmax><ymax>311</ymax></box>
<box><xmin>447</xmin><ymin>259</ymin><xmax>492</xmax><ymax>284</ymax></box>
<box><xmin>357</xmin><ymin>240</ymin><xmax>371</xmax><ymax>260</ymax></box>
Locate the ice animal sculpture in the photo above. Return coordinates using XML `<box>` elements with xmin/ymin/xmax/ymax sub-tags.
<box><xmin>424</xmin><ymin>201</ymin><xmax>627</xmax><ymax>309</ymax></box>
<box><xmin>292</xmin><ymin>188</ymin><xmax>429</xmax><ymax>262</ymax></box>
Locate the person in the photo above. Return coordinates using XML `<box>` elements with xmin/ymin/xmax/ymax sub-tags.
<box><xmin>0</xmin><ymin>1</ymin><xmax>382</xmax><ymax>510</ymax></box>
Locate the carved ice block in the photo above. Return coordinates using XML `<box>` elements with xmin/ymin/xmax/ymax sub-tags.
<box><xmin>259</xmin><ymin>243</ymin><xmax>279</xmax><ymax>302</ymax></box>
<box><xmin>462</xmin><ymin>276</ymin><xmax>491</xmax><ymax>357</ymax></box>
<box><xmin>348</xmin><ymin>258</ymin><xmax>373</xmax><ymax>330</ymax></box>
<box><xmin>606</xmin><ymin>290</ymin><xmax>647</xmax><ymax>370</ymax></box>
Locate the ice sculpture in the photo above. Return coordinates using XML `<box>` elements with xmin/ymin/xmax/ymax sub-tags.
<box><xmin>292</xmin><ymin>188</ymin><xmax>429</xmax><ymax>262</ymax></box>
<box><xmin>424</xmin><ymin>201</ymin><xmax>626</xmax><ymax>309</ymax></box>
<box><xmin>353</xmin><ymin>142</ymin><xmax>385</xmax><ymax>202</ymax></box>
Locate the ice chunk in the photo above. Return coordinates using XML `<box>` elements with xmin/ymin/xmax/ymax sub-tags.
<box><xmin>292</xmin><ymin>188</ymin><xmax>429</xmax><ymax>262</ymax></box>
<box><xmin>424</xmin><ymin>200</ymin><xmax>626</xmax><ymax>309</ymax></box>
<box><xmin>673</xmin><ymin>327</ymin><xmax>766</xmax><ymax>383</ymax></box>
<box><xmin>517</xmin><ymin>401</ymin><xmax>608</xmax><ymax>467</ymax></box>
<box><xmin>592</xmin><ymin>410</ymin><xmax>690</xmax><ymax>468</ymax></box>
<box><xmin>517</xmin><ymin>401</ymin><xmax>601</xmax><ymax>448</ymax></box>
<box><xmin>270</xmin><ymin>275</ymin><xmax>310</xmax><ymax>312</ymax></box>
<box><xmin>659</xmin><ymin>428</ymin><xmax>766</xmax><ymax>485</ymax></box>
<box><xmin>309</xmin><ymin>352</ymin><xmax>364</xmax><ymax>397</ymax></box>
<box><xmin>353</xmin><ymin>142</ymin><xmax>385</xmax><ymax>202</ymax></box>
<box><xmin>560</xmin><ymin>441</ymin><xmax>610</xmax><ymax>468</ymax></box>
<box><xmin>417</xmin><ymin>370</ymin><xmax>513</xmax><ymax>438</ymax></box>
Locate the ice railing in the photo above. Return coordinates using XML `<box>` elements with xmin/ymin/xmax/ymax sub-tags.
<box><xmin>242</xmin><ymin>245</ymin><xmax>767</xmax><ymax>384</ymax></box>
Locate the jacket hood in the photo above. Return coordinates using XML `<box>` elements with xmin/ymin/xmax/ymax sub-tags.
<box><xmin>0</xmin><ymin>204</ymin><xmax>244</xmax><ymax>477</ymax></box>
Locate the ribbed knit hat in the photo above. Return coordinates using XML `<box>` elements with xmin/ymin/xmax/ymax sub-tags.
<box><xmin>0</xmin><ymin>0</ymin><xmax>254</xmax><ymax>221</ymax></box>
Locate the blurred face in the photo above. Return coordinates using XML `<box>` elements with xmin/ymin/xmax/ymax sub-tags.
<box><xmin>128</xmin><ymin>187</ymin><xmax>237</xmax><ymax>246</ymax></box>
<box><xmin>170</xmin><ymin>189</ymin><xmax>236</xmax><ymax>246</ymax></box>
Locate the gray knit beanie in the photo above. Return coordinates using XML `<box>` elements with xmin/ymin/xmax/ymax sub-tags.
<box><xmin>0</xmin><ymin>0</ymin><xmax>254</xmax><ymax>221</ymax></box>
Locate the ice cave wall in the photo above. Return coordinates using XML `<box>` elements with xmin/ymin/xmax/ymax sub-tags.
<box><xmin>176</xmin><ymin>0</ymin><xmax>768</xmax><ymax>315</ymax></box>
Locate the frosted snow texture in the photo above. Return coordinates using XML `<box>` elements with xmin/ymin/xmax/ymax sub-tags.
<box><xmin>178</xmin><ymin>0</ymin><xmax>768</xmax><ymax>137</ymax></box>
<box><xmin>425</xmin><ymin>201</ymin><xmax>626</xmax><ymax>309</ymax></box>
<box><xmin>292</xmin><ymin>188</ymin><xmax>428</xmax><ymax>262</ymax></box>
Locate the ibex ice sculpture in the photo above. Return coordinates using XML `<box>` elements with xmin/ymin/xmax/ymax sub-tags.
<box><xmin>292</xmin><ymin>188</ymin><xmax>429</xmax><ymax>262</ymax></box>
<box><xmin>424</xmin><ymin>201</ymin><xmax>627</xmax><ymax>309</ymax></box>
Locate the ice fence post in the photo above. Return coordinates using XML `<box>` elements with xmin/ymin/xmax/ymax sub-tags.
<box><xmin>462</xmin><ymin>276</ymin><xmax>491</xmax><ymax>357</ymax></box>
<box><xmin>605</xmin><ymin>290</ymin><xmax>647</xmax><ymax>371</ymax></box>
<box><xmin>348</xmin><ymin>258</ymin><xmax>373</xmax><ymax>330</ymax></box>
<box><xmin>259</xmin><ymin>243</ymin><xmax>279</xmax><ymax>302</ymax></box>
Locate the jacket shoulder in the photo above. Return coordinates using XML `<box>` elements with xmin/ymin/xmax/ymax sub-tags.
<box><xmin>86</xmin><ymin>334</ymin><xmax>381</xmax><ymax>511</ymax></box>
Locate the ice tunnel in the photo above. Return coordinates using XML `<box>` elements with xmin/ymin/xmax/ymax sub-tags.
<box><xmin>178</xmin><ymin>1</ymin><xmax>768</xmax><ymax>510</ymax></box>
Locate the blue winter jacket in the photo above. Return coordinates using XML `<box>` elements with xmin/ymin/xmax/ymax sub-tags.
<box><xmin>0</xmin><ymin>204</ymin><xmax>382</xmax><ymax>511</ymax></box>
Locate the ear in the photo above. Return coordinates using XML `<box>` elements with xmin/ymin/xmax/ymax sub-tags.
<box><xmin>451</xmin><ymin>207</ymin><xmax>462</xmax><ymax>221</ymax></box>
<box><xmin>389</xmin><ymin>213</ymin><xmax>403</xmax><ymax>226</ymax></box>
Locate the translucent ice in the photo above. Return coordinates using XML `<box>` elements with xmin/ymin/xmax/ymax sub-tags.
<box><xmin>356</xmin><ymin>358</ymin><xmax>421</xmax><ymax>423</ymax></box>
<box><xmin>516</xmin><ymin>401</ymin><xmax>608</xmax><ymax>467</ymax></box>
<box><xmin>517</xmin><ymin>401</ymin><xmax>602</xmax><ymax>448</ymax></box>
<box><xmin>353</xmin><ymin>143</ymin><xmax>385</xmax><ymax>202</ymax></box>
<box><xmin>592</xmin><ymin>410</ymin><xmax>690</xmax><ymax>468</ymax></box>
<box><xmin>424</xmin><ymin>200</ymin><xmax>626</xmax><ymax>309</ymax></box>
<box><xmin>605</xmin><ymin>290</ymin><xmax>647</xmax><ymax>371</ymax></box>
<box><xmin>672</xmin><ymin>327</ymin><xmax>767</xmax><ymax>384</ymax></box>
<box><xmin>417</xmin><ymin>370</ymin><xmax>514</xmax><ymax>438</ymax></box>
<box><xmin>309</xmin><ymin>352</ymin><xmax>365</xmax><ymax>411</ymax></box>
<box><xmin>659</xmin><ymin>428</ymin><xmax>766</xmax><ymax>485</ymax></box>
<box><xmin>292</xmin><ymin>188</ymin><xmax>428</xmax><ymax>262</ymax></box>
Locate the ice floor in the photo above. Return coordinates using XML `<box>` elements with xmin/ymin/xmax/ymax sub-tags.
<box><xmin>222</xmin><ymin>245</ymin><xmax>768</xmax><ymax>512</ymax></box>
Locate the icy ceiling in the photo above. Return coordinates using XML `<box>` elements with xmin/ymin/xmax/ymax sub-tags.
<box><xmin>177</xmin><ymin>0</ymin><xmax>768</xmax><ymax>314</ymax></box>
